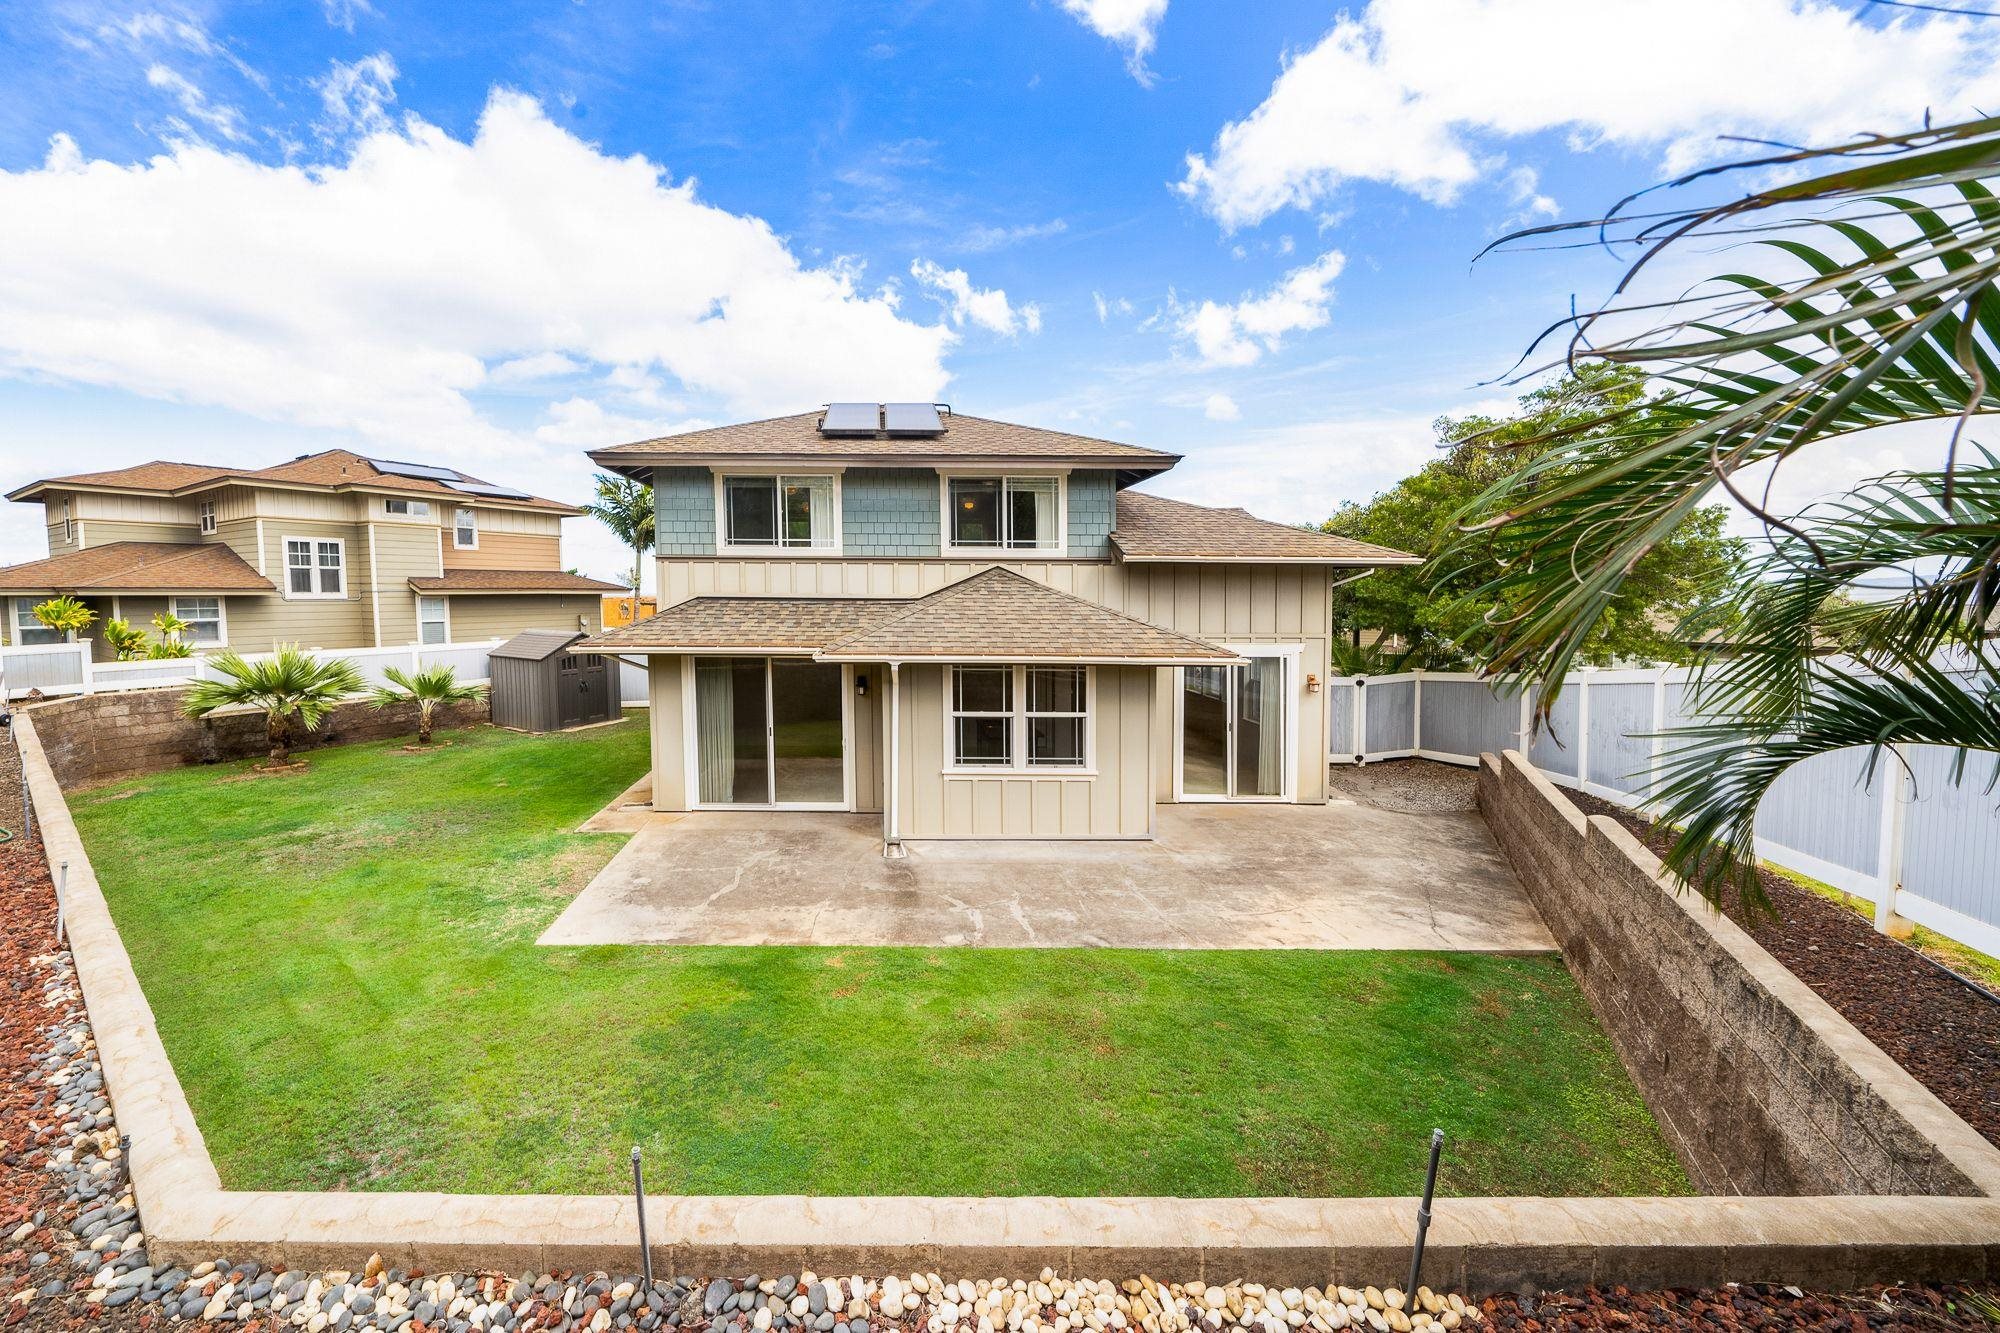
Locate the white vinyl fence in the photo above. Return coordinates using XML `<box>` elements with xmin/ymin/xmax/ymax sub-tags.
<box><xmin>1331</xmin><ymin>668</ymin><xmax>2000</xmax><ymax>959</ymax></box>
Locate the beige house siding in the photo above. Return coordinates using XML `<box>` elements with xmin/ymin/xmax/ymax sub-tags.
<box><xmin>444</xmin><ymin>594</ymin><xmax>601</xmax><ymax>641</ymax></box>
<box><xmin>364</xmin><ymin>523</ymin><xmax>445</xmax><ymax>646</ymax></box>
<box><xmin>894</xmin><ymin>664</ymin><xmax>1154</xmax><ymax>839</ymax></box>
<box><xmin>647</xmin><ymin>662</ymin><xmax>689</xmax><ymax>810</ymax></box>
<box><xmin>442</xmin><ymin>531</ymin><xmax>562</xmax><ymax>571</ymax></box>
<box><xmin>76</xmin><ymin>519</ymin><xmax>199</xmax><ymax>547</ymax></box>
<box><xmin>851</xmin><ymin>665</ymin><xmax>885</xmax><ymax>814</ymax></box>
<box><xmin>265</xmin><ymin>520</ymin><xmax>370</xmax><ymax>649</ymax></box>
<box><xmin>661</xmin><ymin>557</ymin><xmax>1331</xmax><ymax>804</ymax></box>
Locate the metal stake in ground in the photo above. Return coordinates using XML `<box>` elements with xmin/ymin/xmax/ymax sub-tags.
<box><xmin>56</xmin><ymin>861</ymin><xmax>67</xmax><ymax>945</ymax></box>
<box><xmin>1406</xmin><ymin>1128</ymin><xmax>1444</xmax><ymax>1297</ymax></box>
<box><xmin>632</xmin><ymin>1145</ymin><xmax>652</xmax><ymax>1285</ymax></box>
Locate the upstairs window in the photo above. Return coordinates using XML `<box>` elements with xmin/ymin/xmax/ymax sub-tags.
<box><xmin>453</xmin><ymin>507</ymin><xmax>477</xmax><ymax>548</ymax></box>
<box><xmin>171</xmin><ymin>596</ymin><xmax>223</xmax><ymax>645</ymax></box>
<box><xmin>198</xmin><ymin>501</ymin><xmax>217</xmax><ymax>534</ymax></box>
<box><xmin>285</xmin><ymin>537</ymin><xmax>345</xmax><ymax>598</ymax></box>
<box><xmin>721</xmin><ymin>475</ymin><xmax>835</xmax><ymax>550</ymax></box>
<box><xmin>60</xmin><ymin>498</ymin><xmax>72</xmax><ymax>544</ymax></box>
<box><xmin>945</xmin><ymin>476</ymin><xmax>1061</xmax><ymax>553</ymax></box>
<box><xmin>385</xmin><ymin>498</ymin><xmax>432</xmax><ymax>517</ymax></box>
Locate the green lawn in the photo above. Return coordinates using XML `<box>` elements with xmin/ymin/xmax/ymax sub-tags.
<box><xmin>72</xmin><ymin>718</ymin><xmax>1689</xmax><ymax>1199</ymax></box>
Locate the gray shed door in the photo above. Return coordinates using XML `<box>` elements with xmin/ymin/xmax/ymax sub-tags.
<box><xmin>557</xmin><ymin>653</ymin><xmax>609</xmax><ymax>726</ymax></box>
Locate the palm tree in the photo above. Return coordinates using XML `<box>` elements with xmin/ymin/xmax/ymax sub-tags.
<box><xmin>181</xmin><ymin>646</ymin><xmax>365</xmax><ymax>768</ymax></box>
<box><xmin>368</xmin><ymin>664</ymin><xmax>487</xmax><ymax>745</ymax></box>
<box><xmin>1444</xmin><ymin>116</ymin><xmax>2000</xmax><ymax>908</ymax></box>
<box><xmin>582</xmin><ymin>472</ymin><xmax>654</xmax><ymax>623</ymax></box>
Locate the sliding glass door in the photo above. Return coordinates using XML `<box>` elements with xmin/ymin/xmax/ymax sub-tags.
<box><xmin>1180</xmin><ymin>656</ymin><xmax>1288</xmax><ymax>800</ymax></box>
<box><xmin>695</xmin><ymin>657</ymin><xmax>846</xmax><ymax>807</ymax></box>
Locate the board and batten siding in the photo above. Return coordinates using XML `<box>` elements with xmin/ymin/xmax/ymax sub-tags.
<box><xmin>365</xmin><ymin>522</ymin><xmax>445</xmax><ymax>645</ymax></box>
<box><xmin>647</xmin><ymin>659</ymin><xmax>690</xmax><ymax>810</ymax></box>
<box><xmin>445</xmin><ymin>594</ymin><xmax>601</xmax><ymax>641</ymax></box>
<box><xmin>659</xmin><ymin>557</ymin><xmax>1332</xmax><ymax>803</ymax></box>
<box><xmin>895</xmin><ymin>664</ymin><xmax>1154</xmax><ymax>838</ymax></box>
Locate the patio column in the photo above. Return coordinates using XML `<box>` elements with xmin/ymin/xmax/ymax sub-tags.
<box><xmin>885</xmin><ymin>660</ymin><xmax>903</xmax><ymax>855</ymax></box>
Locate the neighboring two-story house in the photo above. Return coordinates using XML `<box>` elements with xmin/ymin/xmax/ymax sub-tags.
<box><xmin>581</xmin><ymin>404</ymin><xmax>1419</xmax><ymax>846</ymax></box>
<box><xmin>0</xmin><ymin>450</ymin><xmax>621</xmax><ymax>657</ymax></box>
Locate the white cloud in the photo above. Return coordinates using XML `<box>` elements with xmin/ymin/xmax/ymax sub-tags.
<box><xmin>0</xmin><ymin>91</ymin><xmax>956</xmax><ymax>459</ymax></box>
<box><xmin>489</xmin><ymin>352</ymin><xmax>588</xmax><ymax>384</ymax></box>
<box><xmin>1175</xmin><ymin>250</ymin><xmax>1344</xmax><ymax>367</ymax></box>
<box><xmin>1146</xmin><ymin>413</ymin><xmax>1446</xmax><ymax>526</ymax></box>
<box><xmin>314</xmin><ymin>53</ymin><xmax>398</xmax><ymax>140</ymax></box>
<box><xmin>910</xmin><ymin>259</ymin><xmax>1042</xmax><ymax>337</ymax></box>
<box><xmin>144</xmin><ymin>64</ymin><xmax>250</xmax><ymax>143</ymax></box>
<box><xmin>533</xmin><ymin>397</ymin><xmax>709</xmax><ymax>449</ymax></box>
<box><xmin>1178</xmin><ymin>0</ymin><xmax>2000</xmax><ymax>229</ymax></box>
<box><xmin>1058</xmin><ymin>0</ymin><xmax>1169</xmax><ymax>84</ymax></box>
<box><xmin>957</xmin><ymin>218</ymin><xmax>1068</xmax><ymax>252</ymax></box>
<box><xmin>323</xmin><ymin>0</ymin><xmax>379</xmax><ymax>32</ymax></box>
<box><xmin>1202</xmin><ymin>392</ymin><xmax>1240</xmax><ymax>421</ymax></box>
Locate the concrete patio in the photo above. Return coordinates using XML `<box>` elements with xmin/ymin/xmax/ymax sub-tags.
<box><xmin>540</xmin><ymin>789</ymin><xmax>1554</xmax><ymax>951</ymax></box>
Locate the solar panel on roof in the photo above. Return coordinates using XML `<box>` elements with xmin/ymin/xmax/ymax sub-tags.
<box><xmin>819</xmin><ymin>402</ymin><xmax>880</xmax><ymax>435</ymax></box>
<box><xmin>882</xmin><ymin>402</ymin><xmax>944</xmax><ymax>435</ymax></box>
<box><xmin>449</xmin><ymin>481</ymin><xmax>534</xmax><ymax>500</ymax></box>
<box><xmin>368</xmin><ymin>457</ymin><xmax>464</xmax><ymax>482</ymax></box>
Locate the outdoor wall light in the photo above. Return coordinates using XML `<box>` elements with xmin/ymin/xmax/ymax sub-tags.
<box><xmin>856</xmin><ymin>674</ymin><xmax>870</xmax><ymax>697</ymax></box>
<box><xmin>1306</xmin><ymin>673</ymin><xmax>1321</xmax><ymax>693</ymax></box>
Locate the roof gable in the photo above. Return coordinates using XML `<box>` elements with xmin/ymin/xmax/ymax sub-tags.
<box><xmin>0</xmin><ymin>541</ymin><xmax>276</xmax><ymax>593</ymax></box>
<box><xmin>10</xmin><ymin>449</ymin><xmax>577</xmax><ymax>512</ymax></box>
<box><xmin>588</xmin><ymin>411</ymin><xmax>1178</xmax><ymax>470</ymax></box>
<box><xmin>1111</xmin><ymin>490</ymin><xmax>1422</xmax><ymax>564</ymax></box>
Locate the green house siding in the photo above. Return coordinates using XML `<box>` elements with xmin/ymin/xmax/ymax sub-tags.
<box><xmin>655</xmin><ymin>467</ymin><xmax>715</xmax><ymax>556</ymax></box>
<box><xmin>1066</xmin><ymin>470</ymin><xmax>1116</xmax><ymax>560</ymax></box>
<box><xmin>843</xmin><ymin>468</ymin><xmax>941</xmax><ymax>557</ymax></box>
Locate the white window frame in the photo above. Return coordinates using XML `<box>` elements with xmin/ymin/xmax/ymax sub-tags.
<box><xmin>198</xmin><ymin>500</ymin><xmax>217</xmax><ymax>535</ymax></box>
<box><xmin>283</xmin><ymin>535</ymin><xmax>347</xmax><ymax>600</ymax></box>
<box><xmin>943</xmin><ymin>663</ymin><xmax>1096</xmax><ymax>776</ymax></box>
<box><xmin>386</xmin><ymin>497</ymin><xmax>432</xmax><ymax>518</ymax></box>
<box><xmin>11</xmin><ymin>598</ymin><xmax>61</xmax><ymax>646</ymax></box>
<box><xmin>60</xmin><ymin>498</ymin><xmax>73</xmax><ymax>544</ymax></box>
<box><xmin>1170</xmin><ymin>643</ymin><xmax>1300</xmax><ymax>804</ymax></box>
<box><xmin>453</xmin><ymin>506</ymin><xmax>478</xmax><ymax>549</ymax></box>
<box><xmin>713</xmin><ymin>471</ymin><xmax>843</xmax><ymax>555</ymax></box>
<box><xmin>939</xmin><ymin>471</ymin><xmax>1068</xmax><ymax>558</ymax></box>
<box><xmin>417</xmin><ymin>595</ymin><xmax>450</xmax><ymax>645</ymax></box>
<box><xmin>170</xmin><ymin>596</ymin><xmax>227</xmax><ymax>647</ymax></box>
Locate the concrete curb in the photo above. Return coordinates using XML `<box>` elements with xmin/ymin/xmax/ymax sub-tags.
<box><xmin>17</xmin><ymin>715</ymin><xmax>2000</xmax><ymax>1292</ymax></box>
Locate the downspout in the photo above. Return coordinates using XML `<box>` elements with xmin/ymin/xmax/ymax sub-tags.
<box><xmin>885</xmin><ymin>660</ymin><xmax>904</xmax><ymax>857</ymax></box>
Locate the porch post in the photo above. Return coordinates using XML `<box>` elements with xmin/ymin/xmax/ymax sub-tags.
<box><xmin>885</xmin><ymin>660</ymin><xmax>903</xmax><ymax>854</ymax></box>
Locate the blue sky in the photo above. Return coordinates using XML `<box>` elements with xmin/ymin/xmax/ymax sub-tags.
<box><xmin>1</xmin><ymin>0</ymin><xmax>1995</xmax><ymax>582</ymax></box>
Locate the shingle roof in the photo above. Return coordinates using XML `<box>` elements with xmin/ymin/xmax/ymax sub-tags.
<box><xmin>589</xmin><ymin>411</ymin><xmax>1179</xmax><ymax>469</ymax></box>
<box><xmin>578</xmin><ymin>597</ymin><xmax>906</xmax><ymax>652</ymax></box>
<box><xmin>1111</xmin><ymin>490</ymin><xmax>1423</xmax><ymax>564</ymax></box>
<box><xmin>818</xmin><ymin>567</ymin><xmax>1239</xmax><ymax>663</ymax></box>
<box><xmin>407</xmin><ymin>570</ymin><xmax>626</xmax><ymax>594</ymax></box>
<box><xmin>0</xmin><ymin>541</ymin><xmax>276</xmax><ymax>593</ymax></box>
<box><xmin>9</xmin><ymin>449</ymin><xmax>578</xmax><ymax>512</ymax></box>
<box><xmin>491</xmin><ymin>629</ymin><xmax>588</xmax><ymax>661</ymax></box>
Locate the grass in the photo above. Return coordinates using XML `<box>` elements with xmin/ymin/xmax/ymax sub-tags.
<box><xmin>72</xmin><ymin>718</ymin><xmax>1690</xmax><ymax>1199</ymax></box>
<box><xmin>1766</xmin><ymin>863</ymin><xmax>2000</xmax><ymax>993</ymax></box>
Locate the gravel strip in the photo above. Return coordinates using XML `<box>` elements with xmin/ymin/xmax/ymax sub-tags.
<box><xmin>1326</xmin><ymin>761</ymin><xmax>1479</xmax><ymax>814</ymax></box>
<box><xmin>1570</xmin><ymin>790</ymin><xmax>2000</xmax><ymax>1150</ymax></box>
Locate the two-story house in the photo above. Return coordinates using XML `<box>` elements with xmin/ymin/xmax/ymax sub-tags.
<box><xmin>581</xmin><ymin>404</ymin><xmax>1419</xmax><ymax>846</ymax></box>
<box><xmin>0</xmin><ymin>450</ymin><xmax>622</xmax><ymax>657</ymax></box>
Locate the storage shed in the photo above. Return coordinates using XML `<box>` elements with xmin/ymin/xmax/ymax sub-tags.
<box><xmin>489</xmin><ymin>629</ymin><xmax>620</xmax><ymax>732</ymax></box>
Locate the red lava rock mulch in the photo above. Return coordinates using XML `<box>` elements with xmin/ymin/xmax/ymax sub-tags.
<box><xmin>1569</xmin><ymin>790</ymin><xmax>2000</xmax><ymax>1150</ymax></box>
<box><xmin>1482</xmin><ymin>1283</ymin><xmax>2000</xmax><ymax>1330</ymax></box>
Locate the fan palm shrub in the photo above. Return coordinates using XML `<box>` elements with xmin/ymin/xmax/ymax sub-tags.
<box><xmin>1444</xmin><ymin>116</ymin><xmax>2000</xmax><ymax>908</ymax></box>
<box><xmin>181</xmin><ymin>646</ymin><xmax>365</xmax><ymax>768</ymax></box>
<box><xmin>368</xmin><ymin>664</ymin><xmax>487</xmax><ymax>745</ymax></box>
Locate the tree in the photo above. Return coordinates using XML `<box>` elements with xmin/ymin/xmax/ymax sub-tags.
<box><xmin>1446</xmin><ymin>116</ymin><xmax>2000</xmax><ymax>907</ymax></box>
<box><xmin>1322</xmin><ymin>366</ymin><xmax>1744</xmax><ymax>667</ymax></box>
<box><xmin>181</xmin><ymin>646</ymin><xmax>365</xmax><ymax>768</ymax></box>
<box><xmin>368</xmin><ymin>664</ymin><xmax>487</xmax><ymax>745</ymax></box>
<box><xmin>31</xmin><ymin>595</ymin><xmax>95</xmax><ymax>641</ymax></box>
<box><xmin>582</xmin><ymin>472</ymin><xmax>654</xmax><ymax>623</ymax></box>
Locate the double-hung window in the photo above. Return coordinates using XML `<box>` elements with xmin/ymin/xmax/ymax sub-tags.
<box><xmin>417</xmin><ymin>595</ymin><xmax>449</xmax><ymax>645</ymax></box>
<box><xmin>721</xmin><ymin>475</ymin><xmax>836</xmax><ymax>550</ymax></box>
<box><xmin>453</xmin><ymin>507</ymin><xmax>477</xmax><ymax>548</ymax></box>
<box><xmin>285</xmin><ymin>537</ymin><xmax>344</xmax><ymax>598</ymax></box>
<box><xmin>12</xmin><ymin>599</ymin><xmax>60</xmax><ymax>646</ymax></box>
<box><xmin>948</xmin><ymin>665</ymin><xmax>1090</xmax><ymax>770</ymax></box>
<box><xmin>198</xmin><ymin>501</ymin><xmax>217</xmax><ymax>534</ymax></box>
<box><xmin>171</xmin><ymin>596</ymin><xmax>223</xmax><ymax>645</ymax></box>
<box><xmin>945</xmin><ymin>476</ymin><xmax>1061</xmax><ymax>553</ymax></box>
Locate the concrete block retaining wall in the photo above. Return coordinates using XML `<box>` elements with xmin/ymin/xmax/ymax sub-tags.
<box><xmin>23</xmin><ymin>685</ymin><xmax>489</xmax><ymax>789</ymax></box>
<box><xmin>1476</xmin><ymin>749</ymin><xmax>2000</xmax><ymax>1198</ymax></box>
<box><xmin>14</xmin><ymin>716</ymin><xmax>2000</xmax><ymax>1289</ymax></box>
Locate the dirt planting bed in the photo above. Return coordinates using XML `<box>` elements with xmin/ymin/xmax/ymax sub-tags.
<box><xmin>1568</xmin><ymin>790</ymin><xmax>2000</xmax><ymax>1150</ymax></box>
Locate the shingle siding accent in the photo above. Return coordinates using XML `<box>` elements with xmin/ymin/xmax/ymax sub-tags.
<box><xmin>843</xmin><ymin>468</ymin><xmax>941</xmax><ymax>557</ymax></box>
<box><xmin>655</xmin><ymin>467</ymin><xmax>716</xmax><ymax>555</ymax></box>
<box><xmin>1066</xmin><ymin>471</ymin><xmax>1116</xmax><ymax>560</ymax></box>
